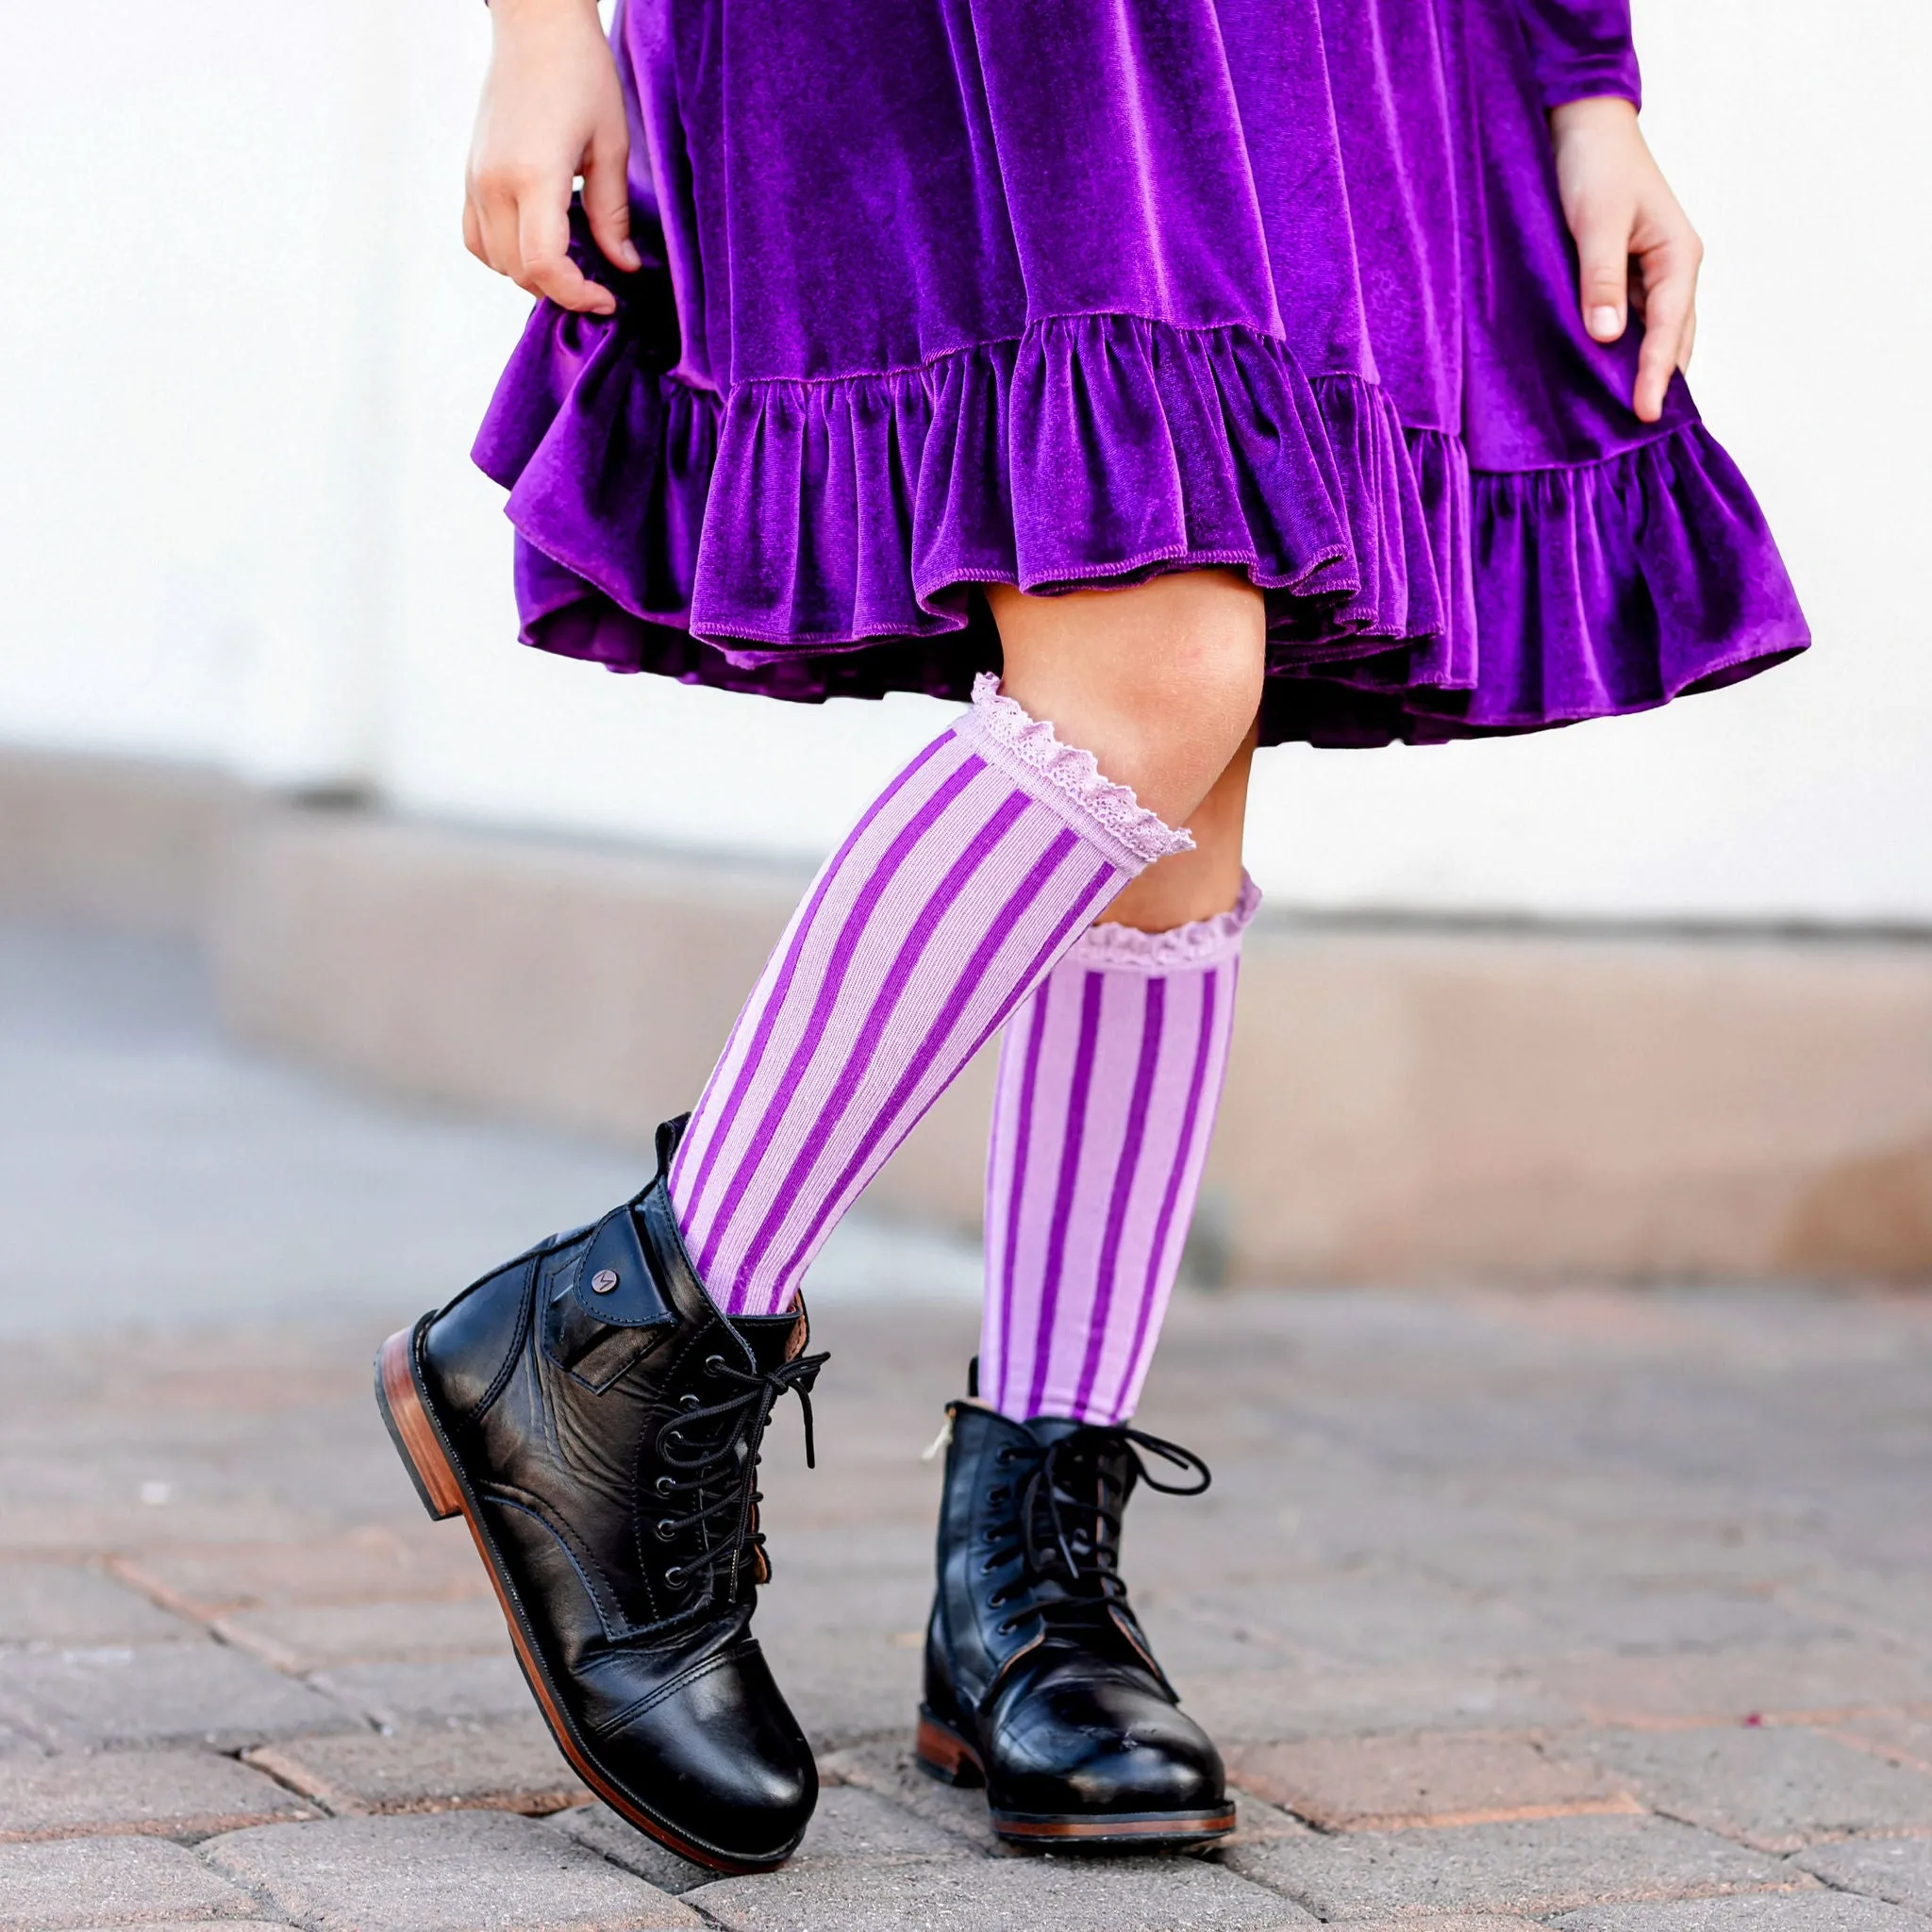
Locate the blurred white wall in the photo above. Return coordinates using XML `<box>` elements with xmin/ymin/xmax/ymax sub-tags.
<box><xmin>3</xmin><ymin>0</ymin><xmax>1926</xmax><ymax>922</ymax></box>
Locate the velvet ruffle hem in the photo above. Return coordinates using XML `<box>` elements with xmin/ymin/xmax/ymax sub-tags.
<box><xmin>474</xmin><ymin>234</ymin><xmax>1808</xmax><ymax>751</ymax></box>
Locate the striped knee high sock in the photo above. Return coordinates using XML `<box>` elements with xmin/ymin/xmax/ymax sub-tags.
<box><xmin>979</xmin><ymin>874</ymin><xmax>1256</xmax><ymax>1424</ymax></box>
<box><xmin>669</xmin><ymin>675</ymin><xmax>1192</xmax><ymax>1318</ymax></box>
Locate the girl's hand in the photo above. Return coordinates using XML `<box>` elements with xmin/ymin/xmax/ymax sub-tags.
<box><xmin>464</xmin><ymin>0</ymin><xmax>640</xmax><ymax>316</ymax></box>
<box><xmin>1549</xmin><ymin>97</ymin><xmax>1702</xmax><ymax>424</ymax></box>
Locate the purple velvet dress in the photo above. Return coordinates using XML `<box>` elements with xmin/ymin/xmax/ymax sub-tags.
<box><xmin>474</xmin><ymin>0</ymin><xmax>1807</xmax><ymax>747</ymax></box>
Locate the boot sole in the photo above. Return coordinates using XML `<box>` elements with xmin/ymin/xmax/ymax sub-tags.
<box><xmin>375</xmin><ymin>1321</ymin><xmax>800</xmax><ymax>1875</ymax></box>
<box><xmin>914</xmin><ymin>1710</ymin><xmax>1237</xmax><ymax>1849</ymax></box>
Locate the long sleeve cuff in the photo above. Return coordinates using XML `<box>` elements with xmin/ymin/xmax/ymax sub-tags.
<box><xmin>1516</xmin><ymin>0</ymin><xmax>1642</xmax><ymax>112</ymax></box>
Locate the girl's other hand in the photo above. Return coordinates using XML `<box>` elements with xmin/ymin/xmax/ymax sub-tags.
<box><xmin>1549</xmin><ymin>97</ymin><xmax>1702</xmax><ymax>424</ymax></box>
<box><xmin>464</xmin><ymin>0</ymin><xmax>640</xmax><ymax>316</ymax></box>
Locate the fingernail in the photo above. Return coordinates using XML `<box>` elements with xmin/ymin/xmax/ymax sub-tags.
<box><xmin>1589</xmin><ymin>306</ymin><xmax>1623</xmax><ymax>340</ymax></box>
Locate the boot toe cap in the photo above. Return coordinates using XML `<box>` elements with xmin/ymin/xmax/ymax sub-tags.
<box><xmin>991</xmin><ymin>1674</ymin><xmax>1225</xmax><ymax>1819</ymax></box>
<box><xmin>593</xmin><ymin>1641</ymin><xmax>817</xmax><ymax>1865</ymax></box>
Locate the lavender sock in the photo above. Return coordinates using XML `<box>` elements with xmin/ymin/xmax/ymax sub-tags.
<box><xmin>670</xmin><ymin>675</ymin><xmax>1191</xmax><ymax>1318</ymax></box>
<box><xmin>979</xmin><ymin>874</ymin><xmax>1257</xmax><ymax>1424</ymax></box>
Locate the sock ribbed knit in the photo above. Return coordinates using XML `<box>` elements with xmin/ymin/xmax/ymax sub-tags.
<box><xmin>669</xmin><ymin>675</ymin><xmax>1192</xmax><ymax>1318</ymax></box>
<box><xmin>979</xmin><ymin>874</ymin><xmax>1256</xmax><ymax>1424</ymax></box>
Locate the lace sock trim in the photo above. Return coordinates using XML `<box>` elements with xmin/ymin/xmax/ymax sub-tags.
<box><xmin>953</xmin><ymin>674</ymin><xmax>1194</xmax><ymax>873</ymax></box>
<box><xmin>1067</xmin><ymin>871</ymin><xmax>1261</xmax><ymax>974</ymax></box>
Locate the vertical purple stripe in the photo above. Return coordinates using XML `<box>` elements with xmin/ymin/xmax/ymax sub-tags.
<box><xmin>993</xmin><ymin>961</ymin><xmax>1052</xmax><ymax>1412</ymax></box>
<box><xmin>1118</xmin><ymin>965</ymin><xmax>1221</xmax><ymax>1415</ymax></box>
<box><xmin>673</xmin><ymin>729</ymin><xmax>954</xmax><ymax>1216</ymax></box>
<box><xmin>724</xmin><ymin>787</ymin><xmax>1031</xmax><ymax>1306</ymax></box>
<box><xmin>994</xmin><ymin>994</ymin><xmax>1050</xmax><ymax>1410</ymax></box>
<box><xmin>1024</xmin><ymin>970</ymin><xmax>1105</xmax><ymax>1420</ymax></box>
<box><xmin>1071</xmin><ymin>974</ymin><xmax>1164</xmax><ymax>1421</ymax></box>
<box><xmin>989</xmin><ymin>1004</ymin><xmax>1035</xmax><ymax>1414</ymax></box>
<box><xmin>770</xmin><ymin>826</ymin><xmax>1094</xmax><ymax>1307</ymax></box>
<box><xmin>694</xmin><ymin>751</ymin><xmax>985</xmax><ymax>1278</ymax></box>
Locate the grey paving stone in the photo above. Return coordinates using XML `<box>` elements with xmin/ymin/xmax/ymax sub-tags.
<box><xmin>1224</xmin><ymin>1812</ymin><xmax>1794</xmax><ymax>1921</ymax></box>
<box><xmin>546</xmin><ymin>1803</ymin><xmax>717</xmax><ymax>1894</ymax></box>
<box><xmin>687</xmin><ymin>1855</ymin><xmax>1316</xmax><ymax>1929</ymax></box>
<box><xmin>1225</xmin><ymin>1730</ymin><xmax>1632</xmax><ymax>1830</ymax></box>
<box><xmin>1794</xmin><ymin>1571</ymin><xmax>1932</xmax><ymax>1656</ymax></box>
<box><xmin>791</xmin><ymin>1784</ymin><xmax>971</xmax><ymax>1867</ymax></box>
<box><xmin>1583</xmin><ymin>1724</ymin><xmax>1932</xmax><ymax>1850</ymax></box>
<box><xmin>1332</xmin><ymin>1921</ymin><xmax>1538</xmax><ymax>1931</ymax></box>
<box><xmin>1505</xmin><ymin>1583</ymin><xmax>1850</xmax><ymax>1655</ymax></box>
<box><xmin>817</xmin><ymin>1743</ymin><xmax>1008</xmax><ymax>1854</ymax></box>
<box><xmin>200</xmin><ymin>1810</ymin><xmax>699</xmax><ymax>1930</ymax></box>
<box><xmin>1535</xmin><ymin>1644</ymin><xmax>1932</xmax><ymax>1726</ymax></box>
<box><xmin>308</xmin><ymin>1655</ymin><xmax>534</xmax><ymax>1728</ymax></box>
<box><xmin>1797</xmin><ymin>1836</ymin><xmax>1932</xmax><ymax>1912</ymax></box>
<box><xmin>58</xmin><ymin>1924</ymin><xmax>291</xmax><ymax>1931</ymax></box>
<box><xmin>1551</xmin><ymin>1895</ymin><xmax>1924</xmax><ymax>1928</ymax></box>
<box><xmin>213</xmin><ymin>1600</ymin><xmax>513</xmax><ymax>1673</ymax></box>
<box><xmin>1181</xmin><ymin>1574</ymin><xmax>1544</xmax><ymax>1671</ymax></box>
<box><xmin>1226</xmin><ymin>1793</ymin><xmax>1317</xmax><ymax>1846</ymax></box>
<box><xmin>0</xmin><ymin>1836</ymin><xmax>260</xmax><ymax>1928</ymax></box>
<box><xmin>1833</xmin><ymin>1709</ymin><xmax>1932</xmax><ymax>1772</ymax></box>
<box><xmin>548</xmin><ymin>1785</ymin><xmax>972</xmax><ymax>1894</ymax></box>
<box><xmin>0</xmin><ymin>1746</ymin><xmax>317</xmax><ymax>1840</ymax></box>
<box><xmin>0</xmin><ymin>1642</ymin><xmax>354</xmax><ymax>1752</ymax></box>
<box><xmin>1177</xmin><ymin>1659</ymin><xmax>1579</xmax><ymax>1743</ymax></box>
<box><xmin>243</xmin><ymin>1716</ymin><xmax>583</xmax><ymax>1816</ymax></box>
<box><xmin>109</xmin><ymin>1529</ymin><xmax>491</xmax><ymax>1619</ymax></box>
<box><xmin>0</xmin><ymin>1565</ymin><xmax>195</xmax><ymax>1645</ymax></box>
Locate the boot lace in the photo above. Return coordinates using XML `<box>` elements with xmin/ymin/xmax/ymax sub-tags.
<box><xmin>989</xmin><ymin>1425</ymin><xmax>1210</xmax><ymax>1637</ymax></box>
<box><xmin>645</xmin><ymin>1349</ymin><xmax>827</xmax><ymax>1605</ymax></box>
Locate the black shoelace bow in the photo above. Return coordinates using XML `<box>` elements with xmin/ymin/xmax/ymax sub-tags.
<box><xmin>988</xmin><ymin>1424</ymin><xmax>1210</xmax><ymax>1633</ymax></box>
<box><xmin>647</xmin><ymin>1349</ymin><xmax>828</xmax><ymax>1603</ymax></box>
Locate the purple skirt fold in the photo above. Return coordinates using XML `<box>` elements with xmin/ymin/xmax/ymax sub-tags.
<box><xmin>475</xmin><ymin>255</ymin><xmax>1807</xmax><ymax>749</ymax></box>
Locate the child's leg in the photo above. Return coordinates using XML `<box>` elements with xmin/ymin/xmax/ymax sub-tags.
<box><xmin>670</xmin><ymin>570</ymin><xmax>1266</xmax><ymax>1317</ymax></box>
<box><xmin>980</xmin><ymin>735</ymin><xmax>1257</xmax><ymax>1423</ymax></box>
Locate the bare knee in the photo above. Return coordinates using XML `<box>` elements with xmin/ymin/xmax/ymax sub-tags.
<box><xmin>1101</xmin><ymin>725</ymin><xmax>1257</xmax><ymax>929</ymax></box>
<box><xmin>989</xmin><ymin>569</ymin><xmax>1265</xmax><ymax>827</ymax></box>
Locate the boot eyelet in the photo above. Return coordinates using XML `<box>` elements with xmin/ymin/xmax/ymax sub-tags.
<box><xmin>655</xmin><ymin>1475</ymin><xmax>675</xmax><ymax>1496</ymax></box>
<box><xmin>988</xmin><ymin>1486</ymin><xmax>1010</xmax><ymax>1505</ymax></box>
<box><xmin>705</xmin><ymin>1354</ymin><xmax>726</xmax><ymax>1375</ymax></box>
<box><xmin>655</xmin><ymin>1519</ymin><xmax>677</xmax><ymax>1541</ymax></box>
<box><xmin>995</xmin><ymin>1617</ymin><xmax>1018</xmax><ymax>1635</ymax></box>
<box><xmin>663</xmin><ymin>1565</ymin><xmax>686</xmax><ymax>1588</ymax></box>
<box><xmin>995</xmin><ymin>1449</ymin><xmax>1017</xmax><ymax>1466</ymax></box>
<box><xmin>678</xmin><ymin>1392</ymin><xmax>701</xmax><ymax>1410</ymax></box>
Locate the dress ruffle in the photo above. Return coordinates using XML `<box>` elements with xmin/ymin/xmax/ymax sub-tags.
<box><xmin>474</xmin><ymin>243</ymin><xmax>1808</xmax><ymax>750</ymax></box>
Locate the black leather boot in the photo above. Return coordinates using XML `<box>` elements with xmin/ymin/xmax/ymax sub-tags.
<box><xmin>373</xmin><ymin>1119</ymin><xmax>824</xmax><ymax>1873</ymax></box>
<box><xmin>917</xmin><ymin>1386</ymin><xmax>1233</xmax><ymax>1848</ymax></box>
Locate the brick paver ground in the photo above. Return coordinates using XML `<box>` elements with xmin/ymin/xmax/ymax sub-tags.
<box><xmin>3</xmin><ymin>922</ymin><xmax>1930</xmax><ymax>1927</ymax></box>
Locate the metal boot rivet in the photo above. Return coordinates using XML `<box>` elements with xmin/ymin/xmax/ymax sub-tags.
<box><xmin>591</xmin><ymin>1269</ymin><xmax>619</xmax><ymax>1293</ymax></box>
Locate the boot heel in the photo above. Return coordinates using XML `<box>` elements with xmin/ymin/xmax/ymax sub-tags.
<box><xmin>914</xmin><ymin>1710</ymin><xmax>984</xmax><ymax>1788</ymax></box>
<box><xmin>374</xmin><ymin>1325</ymin><xmax>463</xmax><ymax>1522</ymax></box>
